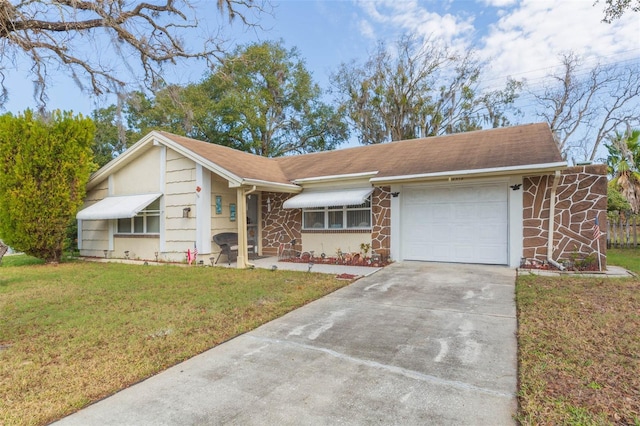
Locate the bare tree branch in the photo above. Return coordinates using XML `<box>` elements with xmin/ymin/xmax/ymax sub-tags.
<box><xmin>0</xmin><ymin>0</ymin><xmax>269</xmax><ymax>109</ymax></box>
<box><xmin>588</xmin><ymin>64</ymin><xmax>640</xmax><ymax>160</ymax></box>
<box><xmin>530</xmin><ymin>52</ymin><xmax>640</xmax><ymax>162</ymax></box>
<box><xmin>595</xmin><ymin>0</ymin><xmax>640</xmax><ymax>22</ymax></box>
<box><xmin>331</xmin><ymin>34</ymin><xmax>521</xmax><ymax>145</ymax></box>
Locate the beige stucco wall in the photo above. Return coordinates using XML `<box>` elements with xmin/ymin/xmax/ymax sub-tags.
<box><xmin>113</xmin><ymin>236</ymin><xmax>161</xmax><ymax>261</ymax></box>
<box><xmin>112</xmin><ymin>146</ymin><xmax>164</xmax><ymax>260</ymax></box>
<box><xmin>112</xmin><ymin>147</ymin><xmax>161</xmax><ymax>194</ymax></box>
<box><xmin>79</xmin><ymin>142</ymin><xmax>258</xmax><ymax>263</ymax></box>
<box><xmin>301</xmin><ymin>233</ymin><xmax>372</xmax><ymax>257</ymax></box>
<box><xmin>79</xmin><ymin>181</ymin><xmax>109</xmax><ymax>257</ymax></box>
<box><xmin>79</xmin><ymin>146</ymin><xmax>166</xmax><ymax>260</ymax></box>
<box><xmin>208</xmin><ymin>175</ymin><xmax>258</xmax><ymax>261</ymax></box>
<box><xmin>211</xmin><ymin>174</ymin><xmax>239</xmax><ymax>234</ymax></box>
<box><xmin>260</xmin><ymin>191</ymin><xmax>377</xmax><ymax>259</ymax></box>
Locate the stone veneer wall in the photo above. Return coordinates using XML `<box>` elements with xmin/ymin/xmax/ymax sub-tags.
<box><xmin>371</xmin><ymin>187</ymin><xmax>391</xmax><ymax>257</ymax></box>
<box><xmin>261</xmin><ymin>192</ymin><xmax>302</xmax><ymax>256</ymax></box>
<box><xmin>260</xmin><ymin>187</ymin><xmax>392</xmax><ymax>257</ymax></box>
<box><xmin>523</xmin><ymin>165</ymin><xmax>607</xmax><ymax>267</ymax></box>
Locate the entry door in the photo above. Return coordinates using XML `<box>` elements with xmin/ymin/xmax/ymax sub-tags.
<box><xmin>401</xmin><ymin>183</ymin><xmax>508</xmax><ymax>264</ymax></box>
<box><xmin>246</xmin><ymin>194</ymin><xmax>259</xmax><ymax>251</ymax></box>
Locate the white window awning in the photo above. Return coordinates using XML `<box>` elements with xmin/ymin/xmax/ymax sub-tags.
<box><xmin>283</xmin><ymin>188</ymin><xmax>373</xmax><ymax>209</ymax></box>
<box><xmin>76</xmin><ymin>193</ymin><xmax>162</xmax><ymax>220</ymax></box>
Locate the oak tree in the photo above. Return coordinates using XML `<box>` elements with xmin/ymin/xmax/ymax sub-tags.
<box><xmin>123</xmin><ymin>40</ymin><xmax>349</xmax><ymax>157</ymax></box>
<box><xmin>0</xmin><ymin>0</ymin><xmax>266</xmax><ymax>107</ymax></box>
<box><xmin>91</xmin><ymin>104</ymin><xmax>137</xmax><ymax>167</ymax></box>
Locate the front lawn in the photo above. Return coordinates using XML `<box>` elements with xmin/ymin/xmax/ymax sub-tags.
<box><xmin>605</xmin><ymin>248</ymin><xmax>640</xmax><ymax>275</ymax></box>
<box><xmin>517</xmin><ymin>251</ymin><xmax>640</xmax><ymax>424</ymax></box>
<box><xmin>0</xmin><ymin>260</ymin><xmax>349</xmax><ymax>425</ymax></box>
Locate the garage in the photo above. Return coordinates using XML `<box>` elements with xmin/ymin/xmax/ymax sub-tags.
<box><xmin>401</xmin><ymin>182</ymin><xmax>508</xmax><ymax>264</ymax></box>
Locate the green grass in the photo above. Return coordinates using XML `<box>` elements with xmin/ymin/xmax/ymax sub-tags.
<box><xmin>1</xmin><ymin>254</ymin><xmax>45</xmax><ymax>267</ymax></box>
<box><xmin>516</xmin><ymin>250</ymin><xmax>640</xmax><ymax>425</ymax></box>
<box><xmin>605</xmin><ymin>248</ymin><xmax>640</xmax><ymax>274</ymax></box>
<box><xmin>0</xmin><ymin>259</ymin><xmax>350</xmax><ymax>425</ymax></box>
<box><xmin>6</xmin><ymin>250</ymin><xmax>639</xmax><ymax>425</ymax></box>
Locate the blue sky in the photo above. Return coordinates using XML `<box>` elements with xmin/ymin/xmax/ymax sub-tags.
<box><xmin>2</xmin><ymin>0</ymin><xmax>639</xmax><ymax>118</ymax></box>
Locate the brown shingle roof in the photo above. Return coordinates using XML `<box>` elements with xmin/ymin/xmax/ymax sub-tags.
<box><xmin>158</xmin><ymin>132</ymin><xmax>291</xmax><ymax>184</ymax></box>
<box><xmin>275</xmin><ymin>123</ymin><xmax>562</xmax><ymax>181</ymax></box>
<box><xmin>161</xmin><ymin>123</ymin><xmax>562</xmax><ymax>185</ymax></box>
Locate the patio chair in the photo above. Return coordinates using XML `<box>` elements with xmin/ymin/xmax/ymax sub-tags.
<box><xmin>212</xmin><ymin>233</ymin><xmax>255</xmax><ymax>265</ymax></box>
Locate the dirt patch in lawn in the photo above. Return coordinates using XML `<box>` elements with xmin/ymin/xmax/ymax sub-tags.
<box><xmin>517</xmin><ymin>275</ymin><xmax>640</xmax><ymax>425</ymax></box>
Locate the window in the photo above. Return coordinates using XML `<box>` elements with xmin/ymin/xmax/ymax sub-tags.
<box><xmin>303</xmin><ymin>210</ymin><xmax>325</xmax><ymax>228</ymax></box>
<box><xmin>303</xmin><ymin>198</ymin><xmax>371</xmax><ymax>230</ymax></box>
<box><xmin>117</xmin><ymin>199</ymin><xmax>161</xmax><ymax>234</ymax></box>
<box><xmin>328</xmin><ymin>208</ymin><xmax>343</xmax><ymax>228</ymax></box>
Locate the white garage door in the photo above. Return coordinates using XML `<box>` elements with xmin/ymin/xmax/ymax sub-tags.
<box><xmin>401</xmin><ymin>183</ymin><xmax>508</xmax><ymax>264</ymax></box>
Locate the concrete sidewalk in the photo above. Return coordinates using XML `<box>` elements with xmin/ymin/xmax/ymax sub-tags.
<box><xmin>54</xmin><ymin>262</ymin><xmax>518</xmax><ymax>425</ymax></box>
<box><xmin>82</xmin><ymin>256</ymin><xmax>381</xmax><ymax>278</ymax></box>
<box><xmin>517</xmin><ymin>264</ymin><xmax>634</xmax><ymax>278</ymax></box>
<box><xmin>248</xmin><ymin>256</ymin><xmax>382</xmax><ymax>277</ymax></box>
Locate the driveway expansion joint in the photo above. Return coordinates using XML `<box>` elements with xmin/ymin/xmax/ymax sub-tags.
<box><xmin>352</xmin><ymin>299</ymin><xmax>516</xmax><ymax>319</ymax></box>
<box><xmin>247</xmin><ymin>334</ymin><xmax>514</xmax><ymax>399</ymax></box>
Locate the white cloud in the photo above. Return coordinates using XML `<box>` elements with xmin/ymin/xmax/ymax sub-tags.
<box><xmin>353</xmin><ymin>0</ymin><xmax>638</xmax><ymax>84</ymax></box>
<box><xmin>355</xmin><ymin>0</ymin><xmax>475</xmax><ymax>49</ymax></box>
<box><xmin>479</xmin><ymin>0</ymin><xmax>640</xmax><ymax>82</ymax></box>
<box><xmin>479</xmin><ymin>0</ymin><xmax>517</xmax><ymax>7</ymax></box>
<box><xmin>358</xmin><ymin>18</ymin><xmax>376</xmax><ymax>40</ymax></box>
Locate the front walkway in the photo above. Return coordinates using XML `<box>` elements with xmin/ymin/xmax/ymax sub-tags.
<box><xmin>228</xmin><ymin>256</ymin><xmax>382</xmax><ymax>277</ymax></box>
<box><xmin>84</xmin><ymin>255</ymin><xmax>382</xmax><ymax>278</ymax></box>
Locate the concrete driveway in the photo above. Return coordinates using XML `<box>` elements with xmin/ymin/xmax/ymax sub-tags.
<box><xmin>54</xmin><ymin>262</ymin><xmax>518</xmax><ymax>425</ymax></box>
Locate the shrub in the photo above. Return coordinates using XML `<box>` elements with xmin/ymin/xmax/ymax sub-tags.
<box><xmin>0</xmin><ymin>110</ymin><xmax>95</xmax><ymax>263</ymax></box>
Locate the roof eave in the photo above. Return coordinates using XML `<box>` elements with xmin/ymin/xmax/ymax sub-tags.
<box><xmin>369</xmin><ymin>162</ymin><xmax>568</xmax><ymax>185</ymax></box>
<box><xmin>240</xmin><ymin>178</ymin><xmax>301</xmax><ymax>193</ymax></box>
<box><xmin>292</xmin><ymin>171</ymin><xmax>379</xmax><ymax>185</ymax></box>
<box><xmin>86</xmin><ymin>131</ymin><xmax>303</xmax><ymax>193</ymax></box>
<box><xmin>154</xmin><ymin>133</ymin><xmax>247</xmax><ymax>186</ymax></box>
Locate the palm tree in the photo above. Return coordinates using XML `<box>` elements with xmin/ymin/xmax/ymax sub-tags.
<box><xmin>606</xmin><ymin>127</ymin><xmax>640</xmax><ymax>213</ymax></box>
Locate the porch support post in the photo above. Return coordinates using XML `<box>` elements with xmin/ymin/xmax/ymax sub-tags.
<box><xmin>235</xmin><ymin>187</ymin><xmax>249</xmax><ymax>268</ymax></box>
<box><xmin>195</xmin><ymin>165</ymin><xmax>212</xmax><ymax>254</ymax></box>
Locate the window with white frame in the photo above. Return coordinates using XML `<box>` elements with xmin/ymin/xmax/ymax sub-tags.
<box><xmin>117</xmin><ymin>199</ymin><xmax>161</xmax><ymax>234</ymax></box>
<box><xmin>303</xmin><ymin>198</ymin><xmax>371</xmax><ymax>230</ymax></box>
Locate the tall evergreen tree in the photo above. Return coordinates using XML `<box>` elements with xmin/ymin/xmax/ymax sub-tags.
<box><xmin>0</xmin><ymin>110</ymin><xmax>95</xmax><ymax>262</ymax></box>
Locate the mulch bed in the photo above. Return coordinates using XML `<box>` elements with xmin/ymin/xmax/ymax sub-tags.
<box><xmin>519</xmin><ymin>257</ymin><xmax>601</xmax><ymax>272</ymax></box>
<box><xmin>280</xmin><ymin>252</ymin><xmax>391</xmax><ymax>268</ymax></box>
